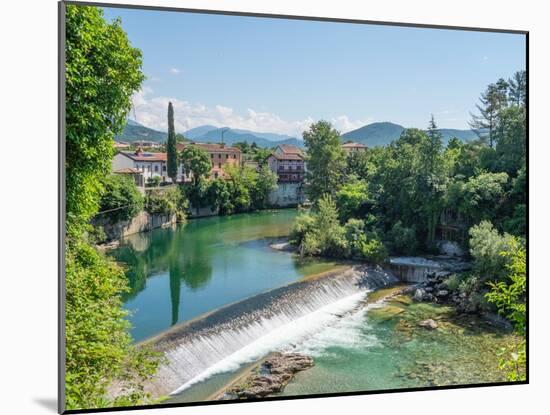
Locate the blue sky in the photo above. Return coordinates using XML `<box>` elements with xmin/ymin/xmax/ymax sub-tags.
<box><xmin>102</xmin><ymin>6</ymin><xmax>526</xmax><ymax>137</ymax></box>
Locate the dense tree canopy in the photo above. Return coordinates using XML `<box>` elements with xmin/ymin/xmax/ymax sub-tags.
<box><xmin>65</xmin><ymin>4</ymin><xmax>144</xmax><ymax>232</ymax></box>
<box><xmin>303</xmin><ymin>121</ymin><xmax>347</xmax><ymax>201</ymax></box>
<box><xmin>64</xmin><ymin>5</ymin><xmax>159</xmax><ymax>410</ymax></box>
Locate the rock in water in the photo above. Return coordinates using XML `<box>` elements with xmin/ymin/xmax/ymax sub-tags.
<box><xmin>223</xmin><ymin>353</ymin><xmax>314</xmax><ymax>399</ymax></box>
<box><xmin>418</xmin><ymin>319</ymin><xmax>439</xmax><ymax>330</ymax></box>
<box><xmin>414</xmin><ymin>288</ymin><xmax>426</xmax><ymax>301</ymax></box>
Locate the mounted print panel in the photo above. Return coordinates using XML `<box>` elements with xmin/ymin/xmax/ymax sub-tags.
<box><xmin>59</xmin><ymin>1</ymin><xmax>528</xmax><ymax>413</ymax></box>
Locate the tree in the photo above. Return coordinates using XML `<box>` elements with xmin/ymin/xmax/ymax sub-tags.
<box><xmin>447</xmin><ymin>172</ymin><xmax>509</xmax><ymax>227</ymax></box>
<box><xmin>64</xmin><ymin>5</ymin><xmax>159</xmax><ymax>409</ymax></box>
<box><xmin>303</xmin><ymin>121</ymin><xmax>347</xmax><ymax>202</ymax></box>
<box><xmin>421</xmin><ymin>116</ymin><xmax>446</xmax><ymax>244</ymax></box>
<box><xmin>98</xmin><ymin>174</ymin><xmax>143</xmax><ymax>223</ymax></box>
<box><xmin>468</xmin><ymin>221</ymin><xmax>516</xmax><ymax>280</ymax></box>
<box><xmin>495</xmin><ymin>106</ymin><xmax>526</xmax><ymax>175</ymax></box>
<box><xmin>485</xmin><ymin>238</ymin><xmax>526</xmax><ymax>381</ymax></box>
<box><xmin>469</xmin><ymin>81</ymin><xmax>509</xmax><ymax>148</ymax></box>
<box><xmin>508</xmin><ymin>70</ymin><xmax>526</xmax><ymax>107</ymax></box>
<box><xmin>335</xmin><ymin>179</ymin><xmax>370</xmax><ymax>222</ymax></box>
<box><xmin>253</xmin><ymin>166</ymin><xmax>278</xmax><ymax>209</ymax></box>
<box><xmin>66</xmin><ymin>4</ymin><xmax>145</xmax><ymax>232</ymax></box>
<box><xmin>180</xmin><ymin>145</ymin><xmax>211</xmax><ymax>215</ymax></box>
<box><xmin>166</xmin><ymin>102</ymin><xmax>178</xmax><ymax>183</ymax></box>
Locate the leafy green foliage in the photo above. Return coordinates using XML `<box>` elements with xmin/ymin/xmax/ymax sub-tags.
<box><xmin>145</xmin><ymin>187</ymin><xmax>188</xmax><ymax>219</ymax></box>
<box><xmin>204</xmin><ymin>165</ymin><xmax>277</xmax><ymax>214</ymax></box>
<box><xmin>65</xmin><ymin>239</ymin><xmax>161</xmax><ymax>410</ymax></box>
<box><xmin>180</xmin><ymin>145</ymin><xmax>211</xmax><ymax>214</ymax></box>
<box><xmin>335</xmin><ymin>179</ymin><xmax>370</xmax><ymax>222</ymax></box>
<box><xmin>145</xmin><ymin>176</ymin><xmax>161</xmax><ymax>187</ymax></box>
<box><xmin>386</xmin><ymin>221</ymin><xmax>418</xmax><ymax>255</ymax></box>
<box><xmin>290</xmin><ymin>196</ymin><xmax>388</xmax><ymax>264</ymax></box>
<box><xmin>303</xmin><ymin>121</ymin><xmax>347</xmax><ymax>201</ymax></box>
<box><xmin>98</xmin><ymin>175</ymin><xmax>144</xmax><ymax>223</ymax></box>
<box><xmin>447</xmin><ymin>172</ymin><xmax>509</xmax><ymax>227</ymax></box>
<box><xmin>65</xmin><ymin>4</ymin><xmax>144</xmax><ymax>233</ymax></box>
<box><xmin>64</xmin><ymin>6</ymin><xmax>160</xmax><ymax>409</ymax></box>
<box><xmin>485</xmin><ymin>238</ymin><xmax>526</xmax><ymax>381</ymax></box>
<box><xmin>469</xmin><ymin>221</ymin><xmax>516</xmax><ymax>281</ymax></box>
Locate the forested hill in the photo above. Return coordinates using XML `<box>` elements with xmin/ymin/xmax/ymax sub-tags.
<box><xmin>341</xmin><ymin>122</ymin><xmax>479</xmax><ymax>146</ymax></box>
<box><xmin>115</xmin><ymin>119</ymin><xmax>168</xmax><ymax>142</ymax></box>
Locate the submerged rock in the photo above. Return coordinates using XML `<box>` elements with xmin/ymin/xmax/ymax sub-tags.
<box><xmin>418</xmin><ymin>319</ymin><xmax>439</xmax><ymax>330</ymax></box>
<box><xmin>414</xmin><ymin>288</ymin><xmax>426</xmax><ymax>301</ymax></box>
<box><xmin>223</xmin><ymin>352</ymin><xmax>314</xmax><ymax>399</ymax></box>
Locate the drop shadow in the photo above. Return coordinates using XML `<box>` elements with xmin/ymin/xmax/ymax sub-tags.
<box><xmin>34</xmin><ymin>398</ymin><xmax>58</xmax><ymax>413</ymax></box>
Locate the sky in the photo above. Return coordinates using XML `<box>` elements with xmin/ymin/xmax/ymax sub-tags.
<box><xmin>102</xmin><ymin>6</ymin><xmax>526</xmax><ymax>138</ymax></box>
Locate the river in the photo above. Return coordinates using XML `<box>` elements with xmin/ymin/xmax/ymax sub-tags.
<box><xmin>110</xmin><ymin>209</ymin><xmax>517</xmax><ymax>403</ymax></box>
<box><xmin>111</xmin><ymin>209</ymin><xmax>342</xmax><ymax>342</ymax></box>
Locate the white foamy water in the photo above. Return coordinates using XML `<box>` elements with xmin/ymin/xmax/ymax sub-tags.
<box><xmin>290</xmin><ymin>302</ymin><xmax>381</xmax><ymax>358</ymax></box>
<box><xmin>166</xmin><ymin>281</ymin><xmax>368</xmax><ymax>395</ymax></box>
<box><xmin>152</xmin><ymin>267</ymin><xmax>397</xmax><ymax>397</ymax></box>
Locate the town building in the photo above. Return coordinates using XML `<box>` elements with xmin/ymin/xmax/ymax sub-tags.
<box><xmin>342</xmin><ymin>142</ymin><xmax>367</xmax><ymax>153</ymax></box>
<box><xmin>176</xmin><ymin>142</ymin><xmax>242</xmax><ymax>179</ymax></box>
<box><xmin>267</xmin><ymin>144</ymin><xmax>306</xmax><ymax>183</ymax></box>
<box><xmin>133</xmin><ymin>140</ymin><xmax>163</xmax><ymax>148</ymax></box>
<box><xmin>112</xmin><ymin>149</ymin><xmax>185</xmax><ymax>184</ymax></box>
<box><xmin>113</xmin><ymin>140</ymin><xmax>131</xmax><ymax>149</ymax></box>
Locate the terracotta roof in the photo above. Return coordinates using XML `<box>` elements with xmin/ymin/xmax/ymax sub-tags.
<box><xmin>342</xmin><ymin>142</ymin><xmax>366</xmax><ymax>148</ymax></box>
<box><xmin>176</xmin><ymin>142</ymin><xmax>241</xmax><ymax>153</ymax></box>
<box><xmin>278</xmin><ymin>144</ymin><xmax>304</xmax><ymax>155</ymax></box>
<box><xmin>270</xmin><ymin>152</ymin><xmax>304</xmax><ymax>161</ymax></box>
<box><xmin>119</xmin><ymin>151</ymin><xmax>167</xmax><ymax>162</ymax></box>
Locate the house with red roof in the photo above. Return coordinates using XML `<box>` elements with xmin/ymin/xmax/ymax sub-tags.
<box><xmin>267</xmin><ymin>144</ymin><xmax>306</xmax><ymax>183</ymax></box>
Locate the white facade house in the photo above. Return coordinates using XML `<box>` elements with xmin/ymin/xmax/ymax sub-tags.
<box><xmin>112</xmin><ymin>150</ymin><xmax>184</xmax><ymax>183</ymax></box>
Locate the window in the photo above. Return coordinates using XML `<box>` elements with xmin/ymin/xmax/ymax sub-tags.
<box><xmin>211</xmin><ymin>154</ymin><xmax>214</xmax><ymax>158</ymax></box>
<box><xmin>233</xmin><ymin>154</ymin><xmax>236</xmax><ymax>159</ymax></box>
<box><xmin>218</xmin><ymin>153</ymin><xmax>221</xmax><ymax>158</ymax></box>
<box><xmin>162</xmin><ymin>165</ymin><xmax>166</xmax><ymax>171</ymax></box>
<box><xmin>225</xmin><ymin>154</ymin><xmax>228</xmax><ymax>159</ymax></box>
<box><xmin>154</xmin><ymin>165</ymin><xmax>159</xmax><ymax>172</ymax></box>
<box><xmin>214</xmin><ymin>172</ymin><xmax>218</xmax><ymax>178</ymax></box>
<box><xmin>218</xmin><ymin>163</ymin><xmax>221</xmax><ymax>168</ymax></box>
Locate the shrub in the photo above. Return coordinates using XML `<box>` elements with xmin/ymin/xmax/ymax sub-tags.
<box><xmin>357</xmin><ymin>237</ymin><xmax>388</xmax><ymax>264</ymax></box>
<box><xmin>98</xmin><ymin>175</ymin><xmax>144</xmax><ymax>223</ymax></box>
<box><xmin>335</xmin><ymin>179</ymin><xmax>370</xmax><ymax>222</ymax></box>
<box><xmin>145</xmin><ymin>187</ymin><xmax>188</xmax><ymax>220</ymax></box>
<box><xmin>469</xmin><ymin>221</ymin><xmax>516</xmax><ymax>281</ymax></box>
<box><xmin>146</xmin><ymin>176</ymin><xmax>161</xmax><ymax>187</ymax></box>
<box><xmin>290</xmin><ymin>214</ymin><xmax>316</xmax><ymax>246</ymax></box>
<box><xmin>387</xmin><ymin>220</ymin><xmax>417</xmax><ymax>255</ymax></box>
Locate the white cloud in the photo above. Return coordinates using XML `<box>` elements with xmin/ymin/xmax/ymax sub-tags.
<box><xmin>169</xmin><ymin>67</ymin><xmax>181</xmax><ymax>75</ymax></box>
<box><xmin>130</xmin><ymin>88</ymin><xmax>372</xmax><ymax>138</ymax></box>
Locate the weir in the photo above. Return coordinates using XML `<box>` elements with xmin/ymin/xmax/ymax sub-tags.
<box><xmin>142</xmin><ymin>265</ymin><xmax>397</xmax><ymax>398</ymax></box>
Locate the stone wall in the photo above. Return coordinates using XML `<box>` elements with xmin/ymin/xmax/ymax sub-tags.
<box><xmin>268</xmin><ymin>182</ymin><xmax>306</xmax><ymax>207</ymax></box>
<box><xmin>187</xmin><ymin>205</ymin><xmax>220</xmax><ymax>218</ymax></box>
<box><xmin>93</xmin><ymin>211</ymin><xmax>177</xmax><ymax>241</ymax></box>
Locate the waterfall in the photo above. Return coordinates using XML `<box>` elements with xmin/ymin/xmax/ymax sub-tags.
<box><xmin>388</xmin><ymin>257</ymin><xmax>442</xmax><ymax>282</ymax></box>
<box><xmin>146</xmin><ymin>266</ymin><xmax>397</xmax><ymax>396</ymax></box>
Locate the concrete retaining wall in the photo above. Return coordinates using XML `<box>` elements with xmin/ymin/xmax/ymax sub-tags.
<box><xmin>268</xmin><ymin>182</ymin><xmax>306</xmax><ymax>207</ymax></box>
<box><xmin>93</xmin><ymin>211</ymin><xmax>177</xmax><ymax>241</ymax></box>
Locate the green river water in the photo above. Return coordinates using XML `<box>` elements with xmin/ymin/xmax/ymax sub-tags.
<box><xmin>111</xmin><ymin>210</ymin><xmax>518</xmax><ymax>402</ymax></box>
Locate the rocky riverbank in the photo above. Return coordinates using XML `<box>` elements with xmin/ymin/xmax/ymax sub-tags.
<box><xmin>216</xmin><ymin>353</ymin><xmax>314</xmax><ymax>400</ymax></box>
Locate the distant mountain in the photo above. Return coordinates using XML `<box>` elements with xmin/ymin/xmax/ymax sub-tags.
<box><xmin>341</xmin><ymin>122</ymin><xmax>478</xmax><ymax>147</ymax></box>
<box><xmin>116</xmin><ymin>119</ymin><xmax>167</xmax><ymax>143</ymax></box>
<box><xmin>184</xmin><ymin>125</ymin><xmax>219</xmax><ymax>140</ymax></box>
<box><xmin>183</xmin><ymin>126</ymin><xmax>304</xmax><ymax>149</ymax></box>
<box><xmin>342</xmin><ymin>122</ymin><xmax>405</xmax><ymax>146</ymax></box>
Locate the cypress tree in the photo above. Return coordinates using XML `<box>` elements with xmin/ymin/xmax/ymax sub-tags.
<box><xmin>167</xmin><ymin>101</ymin><xmax>178</xmax><ymax>183</ymax></box>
